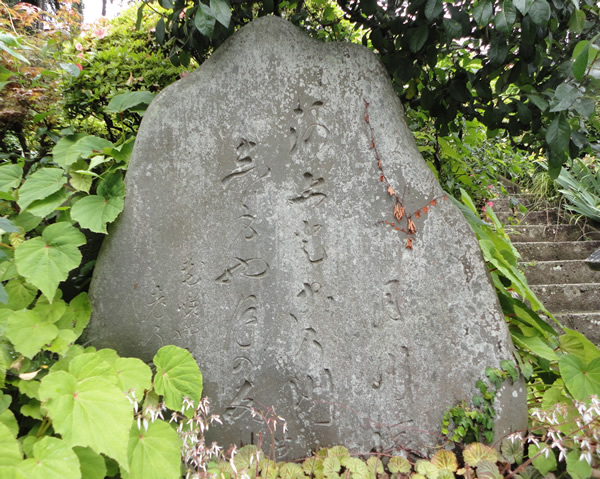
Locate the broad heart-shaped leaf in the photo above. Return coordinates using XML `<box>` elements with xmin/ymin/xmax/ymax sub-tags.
<box><xmin>0</xmin><ymin>164</ymin><xmax>22</xmax><ymax>192</ymax></box>
<box><xmin>17</xmin><ymin>436</ymin><xmax>80</xmax><ymax>479</ymax></box>
<box><xmin>26</xmin><ymin>188</ymin><xmax>72</xmax><ymax>219</ymax></box>
<box><xmin>17</xmin><ymin>168</ymin><xmax>66</xmax><ymax>211</ymax></box>
<box><xmin>115</xmin><ymin>357</ymin><xmax>152</xmax><ymax>396</ymax></box>
<box><xmin>105</xmin><ymin>91</ymin><xmax>156</xmax><ymax>114</ymax></box>
<box><xmin>559</xmin><ymin>354</ymin><xmax>600</xmax><ymax>400</ymax></box>
<box><xmin>122</xmin><ymin>420</ymin><xmax>181</xmax><ymax>479</ymax></box>
<box><xmin>52</xmin><ymin>133</ymin><xmax>87</xmax><ymax>169</ymax></box>
<box><xmin>195</xmin><ymin>2</ymin><xmax>216</xmax><ymax>37</ymax></box>
<box><xmin>72</xmin><ymin>136</ymin><xmax>114</xmax><ymax>160</ymax></box>
<box><xmin>74</xmin><ymin>446</ymin><xmax>107</xmax><ymax>479</ymax></box>
<box><xmin>1</xmin><ymin>278</ymin><xmax>37</xmax><ymax>310</ymax></box>
<box><xmin>0</xmin><ymin>421</ymin><xmax>21</xmax><ymax>466</ymax></box>
<box><xmin>387</xmin><ymin>456</ymin><xmax>411</xmax><ymax>474</ymax></box>
<box><xmin>55</xmin><ymin>292</ymin><xmax>92</xmax><ymax>337</ymax></box>
<box><xmin>431</xmin><ymin>450</ymin><xmax>458</xmax><ymax>472</ymax></box>
<box><xmin>211</xmin><ymin>0</ymin><xmax>231</xmax><ymax>27</ymax></box>
<box><xmin>39</xmin><ymin>371</ymin><xmax>131</xmax><ymax>470</ymax></box>
<box><xmin>5</xmin><ymin>310</ymin><xmax>59</xmax><ymax>359</ymax></box>
<box><xmin>14</xmin><ymin>222</ymin><xmax>85</xmax><ymax>301</ymax></box>
<box><xmin>68</xmin><ymin>352</ymin><xmax>116</xmax><ymax>383</ymax></box>
<box><xmin>153</xmin><ymin>345</ymin><xmax>203</xmax><ymax>410</ymax></box>
<box><xmin>71</xmin><ymin>172</ymin><xmax>125</xmax><ymax>233</ymax></box>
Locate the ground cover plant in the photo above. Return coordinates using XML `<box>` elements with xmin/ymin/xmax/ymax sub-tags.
<box><xmin>1</xmin><ymin>1</ymin><xmax>600</xmax><ymax>477</ymax></box>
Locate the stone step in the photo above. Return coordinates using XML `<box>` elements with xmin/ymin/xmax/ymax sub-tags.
<box><xmin>491</xmin><ymin>194</ymin><xmax>538</xmax><ymax>211</ymax></box>
<box><xmin>531</xmin><ymin>283</ymin><xmax>600</xmax><ymax>313</ymax></box>
<box><xmin>508</xmin><ymin>224</ymin><xmax>600</xmax><ymax>242</ymax></box>
<box><xmin>519</xmin><ymin>260</ymin><xmax>600</xmax><ymax>285</ymax></box>
<box><xmin>514</xmin><ymin>241</ymin><xmax>600</xmax><ymax>262</ymax></box>
<box><xmin>495</xmin><ymin>209</ymin><xmax>561</xmax><ymax>225</ymax></box>
<box><xmin>555</xmin><ymin>312</ymin><xmax>600</xmax><ymax>345</ymax></box>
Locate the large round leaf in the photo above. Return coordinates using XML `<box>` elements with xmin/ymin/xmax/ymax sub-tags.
<box><xmin>153</xmin><ymin>345</ymin><xmax>203</xmax><ymax>410</ymax></box>
<box><xmin>559</xmin><ymin>354</ymin><xmax>600</xmax><ymax>400</ymax></box>
<box><xmin>0</xmin><ymin>421</ymin><xmax>21</xmax><ymax>466</ymax></box>
<box><xmin>0</xmin><ymin>164</ymin><xmax>23</xmax><ymax>192</ymax></box>
<box><xmin>15</xmin><ymin>222</ymin><xmax>85</xmax><ymax>301</ymax></box>
<box><xmin>115</xmin><ymin>357</ymin><xmax>152</xmax><ymax>396</ymax></box>
<box><xmin>39</xmin><ymin>371</ymin><xmax>131</xmax><ymax>470</ymax></box>
<box><xmin>17</xmin><ymin>437</ymin><xmax>79</xmax><ymax>479</ymax></box>
<box><xmin>123</xmin><ymin>420</ymin><xmax>181</xmax><ymax>479</ymax></box>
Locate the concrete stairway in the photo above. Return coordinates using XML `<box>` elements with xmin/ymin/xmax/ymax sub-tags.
<box><xmin>492</xmin><ymin>190</ymin><xmax>600</xmax><ymax>343</ymax></box>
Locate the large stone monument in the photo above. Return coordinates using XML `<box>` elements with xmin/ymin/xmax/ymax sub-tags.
<box><xmin>87</xmin><ymin>16</ymin><xmax>527</xmax><ymax>459</ymax></box>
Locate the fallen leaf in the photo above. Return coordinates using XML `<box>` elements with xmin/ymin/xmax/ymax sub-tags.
<box><xmin>415</xmin><ymin>210</ymin><xmax>421</xmax><ymax>218</ymax></box>
<box><xmin>387</xmin><ymin>186</ymin><xmax>395</xmax><ymax>196</ymax></box>
<box><xmin>394</xmin><ymin>204</ymin><xmax>404</xmax><ymax>221</ymax></box>
<box><xmin>423</xmin><ymin>206</ymin><xmax>429</xmax><ymax>214</ymax></box>
<box><xmin>408</xmin><ymin>218</ymin><xmax>417</xmax><ymax>234</ymax></box>
<box><xmin>430</xmin><ymin>199</ymin><xmax>437</xmax><ymax>207</ymax></box>
<box><xmin>406</xmin><ymin>238</ymin><xmax>413</xmax><ymax>249</ymax></box>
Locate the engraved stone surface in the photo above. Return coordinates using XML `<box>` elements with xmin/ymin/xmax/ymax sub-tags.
<box><xmin>87</xmin><ymin>16</ymin><xmax>527</xmax><ymax>459</ymax></box>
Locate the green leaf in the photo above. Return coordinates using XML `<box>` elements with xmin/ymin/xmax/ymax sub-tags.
<box><xmin>72</xmin><ymin>136</ymin><xmax>114</xmax><ymax>160</ymax></box>
<box><xmin>39</xmin><ymin>371</ymin><xmax>131</xmax><ymax>470</ymax></box>
<box><xmin>529</xmin><ymin>443</ymin><xmax>556</xmax><ymax>476</ymax></box>
<box><xmin>211</xmin><ymin>0</ymin><xmax>231</xmax><ymax>28</ymax></box>
<box><xmin>0</xmin><ymin>421</ymin><xmax>21</xmax><ymax>466</ymax></box>
<box><xmin>425</xmin><ymin>0</ymin><xmax>443</xmax><ymax>19</ymax></box>
<box><xmin>563</xmin><ymin>327</ymin><xmax>600</xmax><ymax>362</ymax></box>
<box><xmin>527</xmin><ymin>0</ymin><xmax>550</xmax><ymax>25</ymax></box>
<box><xmin>501</xmin><ymin>435</ymin><xmax>523</xmax><ymax>464</ymax></box>
<box><xmin>17</xmin><ymin>436</ymin><xmax>80</xmax><ymax>479</ymax></box>
<box><xmin>59</xmin><ymin>62</ymin><xmax>81</xmax><ymax>78</ymax></box>
<box><xmin>473</xmin><ymin>1</ymin><xmax>493</xmax><ymax>26</ymax></box>
<box><xmin>105</xmin><ymin>91</ymin><xmax>156</xmax><ymax>114</ymax></box>
<box><xmin>17</xmin><ymin>168</ymin><xmax>65</xmax><ymax>211</ymax></box>
<box><xmin>572</xmin><ymin>41</ymin><xmax>590</xmax><ymax>82</ymax></box>
<box><xmin>408</xmin><ymin>25</ymin><xmax>429</xmax><ymax>53</ymax></box>
<box><xmin>559</xmin><ymin>354</ymin><xmax>600</xmax><ymax>400</ymax></box>
<box><xmin>566</xmin><ymin>449</ymin><xmax>592</xmax><ymax>479</ymax></box>
<box><xmin>0</xmin><ymin>164</ymin><xmax>23</xmax><ymax>192</ymax></box>
<box><xmin>1</xmin><ymin>278</ymin><xmax>36</xmax><ymax>309</ymax></box>
<box><xmin>26</xmin><ymin>188</ymin><xmax>72</xmax><ymax>219</ymax></box>
<box><xmin>194</xmin><ymin>3</ymin><xmax>216</xmax><ymax>37</ymax></box>
<box><xmin>115</xmin><ymin>358</ymin><xmax>152</xmax><ymax>396</ymax></box>
<box><xmin>546</xmin><ymin>113</ymin><xmax>570</xmax><ymax>154</ymax></box>
<box><xmin>153</xmin><ymin>345</ymin><xmax>203</xmax><ymax>410</ymax></box>
<box><xmin>155</xmin><ymin>17</ymin><xmax>165</xmax><ymax>44</ymax></box>
<box><xmin>68</xmin><ymin>353</ymin><xmax>116</xmax><ymax>382</ymax></box>
<box><xmin>12</xmin><ymin>211</ymin><xmax>42</xmax><ymax>233</ymax></box>
<box><xmin>55</xmin><ymin>292</ymin><xmax>92</xmax><ymax>337</ymax></box>
<box><xmin>495</xmin><ymin>1</ymin><xmax>517</xmax><ymax>34</ymax></box>
<box><xmin>569</xmin><ymin>9</ymin><xmax>586</xmax><ymax>33</ymax></box>
<box><xmin>14</xmin><ymin>222</ymin><xmax>85</xmax><ymax>301</ymax></box>
<box><xmin>52</xmin><ymin>133</ymin><xmax>88</xmax><ymax>169</ymax></box>
<box><xmin>5</xmin><ymin>310</ymin><xmax>59</xmax><ymax>358</ymax></box>
<box><xmin>74</xmin><ymin>447</ymin><xmax>107</xmax><ymax>479</ymax></box>
<box><xmin>122</xmin><ymin>420</ymin><xmax>181</xmax><ymax>479</ymax></box>
<box><xmin>71</xmin><ymin>172</ymin><xmax>125</xmax><ymax>233</ymax></box>
<box><xmin>550</xmin><ymin>83</ymin><xmax>581</xmax><ymax>113</ymax></box>
<box><xmin>0</xmin><ymin>217</ymin><xmax>19</xmax><ymax>233</ymax></box>
<box><xmin>463</xmin><ymin>443</ymin><xmax>497</xmax><ymax>467</ymax></box>
<box><xmin>527</xmin><ymin>94</ymin><xmax>548</xmax><ymax>112</ymax></box>
<box><xmin>514</xmin><ymin>0</ymin><xmax>533</xmax><ymax>15</ymax></box>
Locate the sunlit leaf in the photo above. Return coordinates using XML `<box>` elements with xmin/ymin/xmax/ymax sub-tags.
<box><xmin>153</xmin><ymin>345</ymin><xmax>203</xmax><ymax>410</ymax></box>
<box><xmin>387</xmin><ymin>456</ymin><xmax>410</xmax><ymax>473</ymax></box>
<box><xmin>0</xmin><ymin>164</ymin><xmax>22</xmax><ymax>192</ymax></box>
<box><xmin>74</xmin><ymin>446</ymin><xmax>107</xmax><ymax>479</ymax></box>
<box><xmin>17</xmin><ymin>168</ymin><xmax>65</xmax><ymax>211</ymax></box>
<box><xmin>463</xmin><ymin>443</ymin><xmax>497</xmax><ymax>467</ymax></box>
<box><xmin>105</xmin><ymin>91</ymin><xmax>156</xmax><ymax>114</ymax></box>
<box><xmin>431</xmin><ymin>450</ymin><xmax>458</xmax><ymax>471</ymax></box>
<box><xmin>529</xmin><ymin>444</ymin><xmax>556</xmax><ymax>476</ymax></box>
<box><xmin>115</xmin><ymin>357</ymin><xmax>152</xmax><ymax>396</ymax></box>
<box><xmin>566</xmin><ymin>449</ymin><xmax>592</xmax><ymax>479</ymax></box>
<box><xmin>559</xmin><ymin>354</ymin><xmax>600</xmax><ymax>400</ymax></box>
<box><xmin>17</xmin><ymin>436</ymin><xmax>80</xmax><ymax>479</ymax></box>
<box><xmin>5</xmin><ymin>310</ymin><xmax>59</xmax><ymax>358</ymax></box>
<box><xmin>71</xmin><ymin>172</ymin><xmax>125</xmax><ymax>233</ymax></box>
<box><xmin>0</xmin><ymin>421</ymin><xmax>21</xmax><ymax>466</ymax></box>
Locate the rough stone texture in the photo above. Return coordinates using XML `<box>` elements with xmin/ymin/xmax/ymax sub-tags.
<box><xmin>586</xmin><ymin>248</ymin><xmax>600</xmax><ymax>271</ymax></box>
<box><xmin>87</xmin><ymin>17</ymin><xmax>527</xmax><ymax>459</ymax></box>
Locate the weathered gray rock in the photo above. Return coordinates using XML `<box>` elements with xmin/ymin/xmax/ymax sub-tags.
<box><xmin>88</xmin><ymin>16</ymin><xmax>527</xmax><ymax>459</ymax></box>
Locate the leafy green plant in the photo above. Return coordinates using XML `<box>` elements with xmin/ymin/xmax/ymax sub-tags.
<box><xmin>553</xmin><ymin>157</ymin><xmax>600</xmax><ymax>224</ymax></box>
<box><xmin>60</xmin><ymin>4</ymin><xmax>193</xmax><ymax>140</ymax></box>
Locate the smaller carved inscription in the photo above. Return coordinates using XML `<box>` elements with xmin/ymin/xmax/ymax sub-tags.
<box><xmin>215</xmin><ymin>257</ymin><xmax>270</xmax><ymax>284</ymax></box>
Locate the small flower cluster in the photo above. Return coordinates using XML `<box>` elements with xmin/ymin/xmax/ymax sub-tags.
<box><xmin>520</xmin><ymin>396</ymin><xmax>600</xmax><ymax>466</ymax></box>
<box><xmin>170</xmin><ymin>396</ymin><xmax>225</xmax><ymax>479</ymax></box>
<box><xmin>126</xmin><ymin>390</ymin><xmax>167</xmax><ymax>432</ymax></box>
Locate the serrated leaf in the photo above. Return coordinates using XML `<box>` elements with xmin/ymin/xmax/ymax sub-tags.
<box><xmin>122</xmin><ymin>420</ymin><xmax>181</xmax><ymax>479</ymax></box>
<box><xmin>153</xmin><ymin>345</ymin><xmax>203</xmax><ymax>410</ymax></box>
<box><xmin>0</xmin><ymin>164</ymin><xmax>23</xmax><ymax>192</ymax></box>
<box><xmin>17</xmin><ymin>168</ymin><xmax>65</xmax><ymax>211</ymax></box>
<box><xmin>279</xmin><ymin>463</ymin><xmax>305</xmax><ymax>479</ymax></box>
<box><xmin>194</xmin><ymin>3</ymin><xmax>216</xmax><ymax>37</ymax></box>
<box><xmin>366</xmin><ymin>457</ymin><xmax>384</xmax><ymax>474</ymax></box>
<box><xmin>17</xmin><ymin>436</ymin><xmax>79</xmax><ymax>479</ymax></box>
<box><xmin>234</xmin><ymin>444</ymin><xmax>261</xmax><ymax>472</ymax></box>
<box><xmin>74</xmin><ymin>446</ymin><xmax>107</xmax><ymax>479</ymax></box>
<box><xmin>5</xmin><ymin>310</ymin><xmax>59</xmax><ymax>358</ymax></box>
<box><xmin>211</xmin><ymin>0</ymin><xmax>231</xmax><ymax>27</ymax></box>
<box><xmin>559</xmin><ymin>354</ymin><xmax>600</xmax><ymax>400</ymax></box>
<box><xmin>52</xmin><ymin>133</ymin><xmax>88</xmax><ymax>169</ymax></box>
<box><xmin>14</xmin><ymin>222</ymin><xmax>85</xmax><ymax>301</ymax></box>
<box><xmin>387</xmin><ymin>456</ymin><xmax>410</xmax><ymax>473</ymax></box>
<box><xmin>327</xmin><ymin>446</ymin><xmax>350</xmax><ymax>458</ymax></box>
<box><xmin>323</xmin><ymin>456</ymin><xmax>341</xmax><ymax>477</ymax></box>
<box><xmin>55</xmin><ymin>292</ymin><xmax>92</xmax><ymax>337</ymax></box>
<box><xmin>342</xmin><ymin>457</ymin><xmax>369</xmax><ymax>479</ymax></box>
<box><xmin>1</xmin><ymin>278</ymin><xmax>37</xmax><ymax>309</ymax></box>
<box><xmin>415</xmin><ymin>459</ymin><xmax>437</xmax><ymax>478</ymax></box>
<box><xmin>463</xmin><ymin>443</ymin><xmax>497</xmax><ymax>467</ymax></box>
<box><xmin>431</xmin><ymin>450</ymin><xmax>458</xmax><ymax>471</ymax></box>
<box><xmin>501</xmin><ymin>436</ymin><xmax>523</xmax><ymax>464</ymax></box>
<box><xmin>115</xmin><ymin>357</ymin><xmax>152</xmax><ymax>395</ymax></box>
<box><xmin>39</xmin><ymin>371</ymin><xmax>131</xmax><ymax>470</ymax></box>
